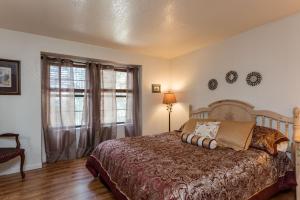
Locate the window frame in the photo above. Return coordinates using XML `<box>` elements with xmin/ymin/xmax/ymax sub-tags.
<box><xmin>49</xmin><ymin>63</ymin><xmax>87</xmax><ymax>128</ymax></box>
<box><xmin>49</xmin><ymin>65</ymin><xmax>132</xmax><ymax>128</ymax></box>
<box><xmin>102</xmin><ymin>68</ymin><xmax>132</xmax><ymax>125</ymax></box>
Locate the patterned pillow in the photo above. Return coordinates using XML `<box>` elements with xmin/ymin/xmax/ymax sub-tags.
<box><xmin>194</xmin><ymin>121</ymin><xmax>221</xmax><ymax>139</ymax></box>
<box><xmin>181</xmin><ymin>132</ymin><xmax>217</xmax><ymax>149</ymax></box>
<box><xmin>251</xmin><ymin>126</ymin><xmax>289</xmax><ymax>155</ymax></box>
<box><xmin>180</xmin><ymin>118</ymin><xmax>217</xmax><ymax>135</ymax></box>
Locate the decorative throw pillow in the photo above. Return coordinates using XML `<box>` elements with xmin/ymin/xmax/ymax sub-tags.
<box><xmin>181</xmin><ymin>118</ymin><xmax>217</xmax><ymax>135</ymax></box>
<box><xmin>194</xmin><ymin>121</ymin><xmax>221</xmax><ymax>139</ymax></box>
<box><xmin>251</xmin><ymin>126</ymin><xmax>289</xmax><ymax>155</ymax></box>
<box><xmin>216</xmin><ymin>121</ymin><xmax>255</xmax><ymax>151</ymax></box>
<box><xmin>181</xmin><ymin>132</ymin><xmax>217</xmax><ymax>149</ymax></box>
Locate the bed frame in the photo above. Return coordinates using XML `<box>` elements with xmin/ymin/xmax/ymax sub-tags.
<box><xmin>189</xmin><ymin>99</ymin><xmax>300</xmax><ymax>200</ymax></box>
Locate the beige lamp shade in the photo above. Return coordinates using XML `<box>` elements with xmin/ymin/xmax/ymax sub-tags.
<box><xmin>163</xmin><ymin>92</ymin><xmax>177</xmax><ymax>104</ymax></box>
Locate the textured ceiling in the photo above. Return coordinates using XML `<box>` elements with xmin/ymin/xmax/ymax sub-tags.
<box><xmin>0</xmin><ymin>0</ymin><xmax>300</xmax><ymax>58</ymax></box>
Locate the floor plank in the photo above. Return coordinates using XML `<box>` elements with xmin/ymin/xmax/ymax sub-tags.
<box><xmin>0</xmin><ymin>159</ymin><xmax>295</xmax><ymax>200</ymax></box>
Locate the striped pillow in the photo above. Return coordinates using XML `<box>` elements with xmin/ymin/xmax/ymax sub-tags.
<box><xmin>181</xmin><ymin>132</ymin><xmax>217</xmax><ymax>149</ymax></box>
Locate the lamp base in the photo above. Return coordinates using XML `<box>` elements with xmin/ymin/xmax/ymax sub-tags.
<box><xmin>166</xmin><ymin>104</ymin><xmax>173</xmax><ymax>132</ymax></box>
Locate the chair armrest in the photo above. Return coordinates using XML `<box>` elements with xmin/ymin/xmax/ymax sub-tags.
<box><xmin>0</xmin><ymin>133</ymin><xmax>20</xmax><ymax>148</ymax></box>
<box><xmin>0</xmin><ymin>133</ymin><xmax>19</xmax><ymax>137</ymax></box>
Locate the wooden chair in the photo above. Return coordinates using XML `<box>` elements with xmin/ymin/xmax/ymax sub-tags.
<box><xmin>0</xmin><ymin>133</ymin><xmax>25</xmax><ymax>178</ymax></box>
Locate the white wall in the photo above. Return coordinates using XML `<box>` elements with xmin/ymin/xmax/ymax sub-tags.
<box><xmin>0</xmin><ymin>28</ymin><xmax>171</xmax><ymax>175</ymax></box>
<box><xmin>171</xmin><ymin>12</ymin><xmax>300</xmax><ymax>119</ymax></box>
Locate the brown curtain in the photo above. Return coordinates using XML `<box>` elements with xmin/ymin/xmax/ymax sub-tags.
<box><xmin>41</xmin><ymin>58</ymin><xmax>78</xmax><ymax>163</ymax></box>
<box><xmin>99</xmin><ymin>65</ymin><xmax>118</xmax><ymax>141</ymax></box>
<box><xmin>76</xmin><ymin>64</ymin><xmax>117</xmax><ymax>157</ymax></box>
<box><xmin>76</xmin><ymin>63</ymin><xmax>100</xmax><ymax>157</ymax></box>
<box><xmin>125</xmin><ymin>67</ymin><xmax>141</xmax><ymax>137</ymax></box>
<box><xmin>42</xmin><ymin>55</ymin><xmax>140</xmax><ymax>162</ymax></box>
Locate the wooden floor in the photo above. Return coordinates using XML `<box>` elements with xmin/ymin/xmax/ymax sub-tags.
<box><xmin>0</xmin><ymin>159</ymin><xmax>114</xmax><ymax>200</ymax></box>
<box><xmin>0</xmin><ymin>159</ymin><xmax>295</xmax><ymax>200</ymax></box>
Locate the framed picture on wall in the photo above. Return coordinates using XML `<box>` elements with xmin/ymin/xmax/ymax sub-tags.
<box><xmin>152</xmin><ymin>84</ymin><xmax>161</xmax><ymax>93</ymax></box>
<box><xmin>0</xmin><ymin>59</ymin><xmax>21</xmax><ymax>95</ymax></box>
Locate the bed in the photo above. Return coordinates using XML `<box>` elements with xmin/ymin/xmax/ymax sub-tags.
<box><xmin>86</xmin><ymin>99</ymin><xmax>300</xmax><ymax>200</ymax></box>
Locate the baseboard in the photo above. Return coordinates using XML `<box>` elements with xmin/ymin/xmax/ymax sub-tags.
<box><xmin>0</xmin><ymin>162</ymin><xmax>42</xmax><ymax>176</ymax></box>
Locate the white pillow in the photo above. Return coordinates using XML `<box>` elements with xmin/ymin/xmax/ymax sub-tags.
<box><xmin>194</xmin><ymin>121</ymin><xmax>221</xmax><ymax>139</ymax></box>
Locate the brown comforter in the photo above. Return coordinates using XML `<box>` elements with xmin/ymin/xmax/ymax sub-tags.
<box><xmin>86</xmin><ymin>132</ymin><xmax>296</xmax><ymax>200</ymax></box>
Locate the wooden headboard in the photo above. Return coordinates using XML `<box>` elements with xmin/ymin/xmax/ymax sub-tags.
<box><xmin>190</xmin><ymin>99</ymin><xmax>300</xmax><ymax>199</ymax></box>
<box><xmin>190</xmin><ymin>99</ymin><xmax>296</xmax><ymax>138</ymax></box>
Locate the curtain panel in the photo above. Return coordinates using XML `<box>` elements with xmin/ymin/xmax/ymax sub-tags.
<box><xmin>41</xmin><ymin>56</ymin><xmax>141</xmax><ymax>163</ymax></box>
<box><xmin>77</xmin><ymin>64</ymin><xmax>118</xmax><ymax>158</ymax></box>
<box><xmin>41</xmin><ymin>58</ymin><xmax>78</xmax><ymax>162</ymax></box>
<box><xmin>76</xmin><ymin>63</ymin><xmax>100</xmax><ymax>157</ymax></box>
<box><xmin>125</xmin><ymin>67</ymin><xmax>142</xmax><ymax>137</ymax></box>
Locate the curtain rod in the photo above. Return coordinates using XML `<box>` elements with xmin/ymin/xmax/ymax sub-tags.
<box><xmin>41</xmin><ymin>55</ymin><xmax>88</xmax><ymax>66</ymax></box>
<box><xmin>41</xmin><ymin>52</ymin><xmax>141</xmax><ymax>69</ymax></box>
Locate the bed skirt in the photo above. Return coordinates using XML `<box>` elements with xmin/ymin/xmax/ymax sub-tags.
<box><xmin>86</xmin><ymin>156</ymin><xmax>297</xmax><ymax>200</ymax></box>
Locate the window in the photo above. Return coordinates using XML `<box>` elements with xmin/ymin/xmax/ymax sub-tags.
<box><xmin>116</xmin><ymin>71</ymin><xmax>128</xmax><ymax>123</ymax></box>
<box><xmin>74</xmin><ymin>67</ymin><xmax>86</xmax><ymax>127</ymax></box>
<box><xmin>49</xmin><ymin>65</ymin><xmax>130</xmax><ymax>127</ymax></box>
<box><xmin>102</xmin><ymin>70</ymin><xmax>129</xmax><ymax>124</ymax></box>
<box><xmin>49</xmin><ymin>65</ymin><xmax>86</xmax><ymax>127</ymax></box>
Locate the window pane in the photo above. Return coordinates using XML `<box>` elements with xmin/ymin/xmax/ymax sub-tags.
<box><xmin>102</xmin><ymin>70</ymin><xmax>115</xmax><ymax>89</ymax></box>
<box><xmin>49</xmin><ymin>65</ymin><xmax>86</xmax><ymax>90</ymax></box>
<box><xmin>60</xmin><ymin>66</ymin><xmax>74</xmax><ymax>89</ymax></box>
<box><xmin>75</xmin><ymin>96</ymin><xmax>84</xmax><ymax>112</ymax></box>
<box><xmin>60</xmin><ymin>92</ymin><xmax>75</xmax><ymax>127</ymax></box>
<box><xmin>117</xmin><ymin>110</ymin><xmax>126</xmax><ymax>123</ymax></box>
<box><xmin>75</xmin><ymin>96</ymin><xmax>84</xmax><ymax>126</ymax></box>
<box><xmin>102</xmin><ymin>70</ymin><xmax>128</xmax><ymax>124</ymax></box>
<box><xmin>75</xmin><ymin>111</ymin><xmax>83</xmax><ymax>126</ymax></box>
<box><xmin>116</xmin><ymin>71</ymin><xmax>127</xmax><ymax>89</ymax></box>
<box><xmin>49</xmin><ymin>93</ymin><xmax>60</xmax><ymax>127</ymax></box>
<box><xmin>102</xmin><ymin>92</ymin><xmax>115</xmax><ymax>124</ymax></box>
<box><xmin>49</xmin><ymin>95</ymin><xmax>84</xmax><ymax>127</ymax></box>
<box><xmin>74</xmin><ymin>67</ymin><xmax>86</xmax><ymax>89</ymax></box>
<box><xmin>116</xmin><ymin>96</ymin><xmax>126</xmax><ymax>110</ymax></box>
<box><xmin>74</xmin><ymin>67</ymin><xmax>85</xmax><ymax>80</ymax></box>
<box><xmin>50</xmin><ymin>65</ymin><xmax>59</xmax><ymax>88</ymax></box>
<box><xmin>49</xmin><ymin>64</ymin><xmax>86</xmax><ymax>127</ymax></box>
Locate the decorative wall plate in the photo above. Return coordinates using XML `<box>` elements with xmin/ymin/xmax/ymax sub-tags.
<box><xmin>225</xmin><ymin>70</ymin><xmax>238</xmax><ymax>84</ymax></box>
<box><xmin>208</xmin><ymin>79</ymin><xmax>218</xmax><ymax>90</ymax></box>
<box><xmin>246</xmin><ymin>72</ymin><xmax>262</xmax><ymax>86</ymax></box>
